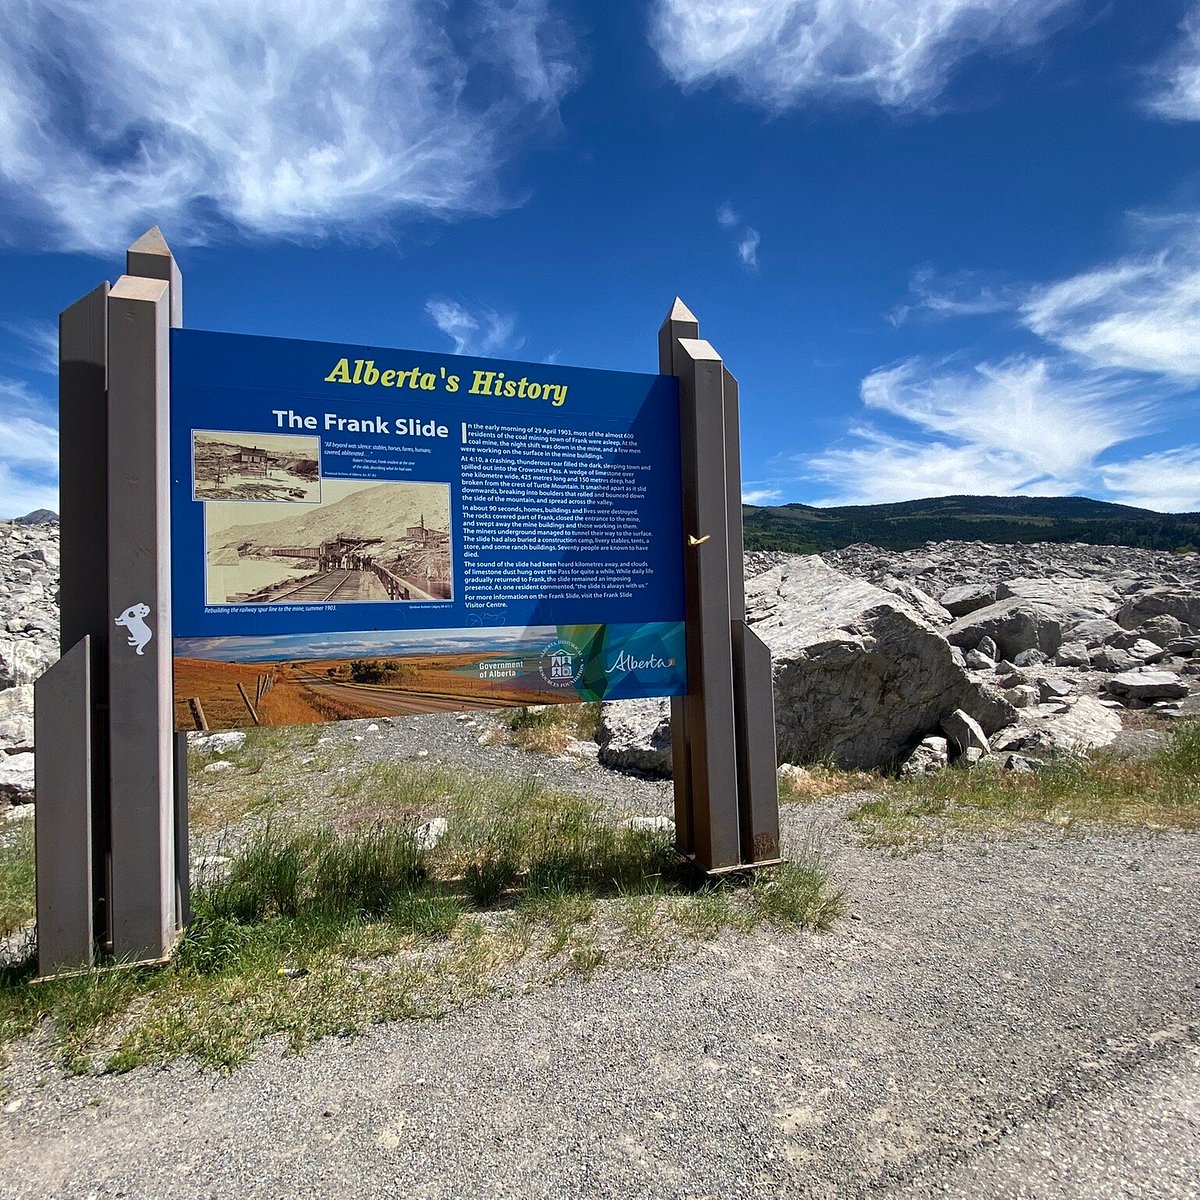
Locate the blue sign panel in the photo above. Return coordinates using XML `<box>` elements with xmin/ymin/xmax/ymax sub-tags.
<box><xmin>169</xmin><ymin>329</ymin><xmax>686</xmax><ymax>730</ymax></box>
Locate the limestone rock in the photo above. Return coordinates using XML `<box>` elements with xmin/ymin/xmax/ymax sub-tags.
<box><xmin>899</xmin><ymin>735</ymin><xmax>949</xmax><ymax>777</ymax></box>
<box><xmin>747</xmin><ymin>559</ymin><xmax>1014</xmax><ymax>770</ymax></box>
<box><xmin>941</xmin><ymin>709</ymin><xmax>990</xmax><ymax>757</ymax></box>
<box><xmin>0</xmin><ymin>684</ymin><xmax>33</xmax><ymax>753</ymax></box>
<box><xmin>939</xmin><ymin>583</ymin><xmax>997</xmax><ymax>618</ymax></box>
<box><xmin>1013</xmin><ymin>648</ymin><xmax>1048</xmax><ymax>667</ymax></box>
<box><xmin>1004</xmin><ymin>684</ymin><xmax>1039</xmax><ymax>708</ymax></box>
<box><xmin>0</xmin><ymin>751</ymin><xmax>34</xmax><ymax>803</ymax></box>
<box><xmin>1054</xmin><ymin>641</ymin><xmax>1090</xmax><ymax>667</ymax></box>
<box><xmin>1105</xmin><ymin>670</ymin><xmax>1190</xmax><ymax>702</ymax></box>
<box><xmin>597</xmin><ymin>697</ymin><xmax>673</xmax><ymax>776</ymax></box>
<box><xmin>1091</xmin><ymin>646</ymin><xmax>1136</xmax><ymax>673</ymax></box>
<box><xmin>1038</xmin><ymin>678</ymin><xmax>1074</xmax><ymax>703</ymax></box>
<box><xmin>1066</xmin><ymin>617</ymin><xmax>1125</xmax><ymax>648</ymax></box>
<box><xmin>946</xmin><ymin>600</ymin><xmax>1069</xmax><ymax>661</ymax></box>
<box><xmin>1118</xmin><ymin>589</ymin><xmax>1200</xmax><ymax>631</ymax></box>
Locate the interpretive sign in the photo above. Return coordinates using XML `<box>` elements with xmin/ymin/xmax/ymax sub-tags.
<box><xmin>37</xmin><ymin>230</ymin><xmax>778</xmax><ymax>977</ymax></box>
<box><xmin>169</xmin><ymin>330</ymin><xmax>687</xmax><ymax>731</ymax></box>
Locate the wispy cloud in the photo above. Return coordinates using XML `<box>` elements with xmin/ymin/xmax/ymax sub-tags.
<box><xmin>0</xmin><ymin>0</ymin><xmax>578</xmax><ymax>251</ymax></box>
<box><xmin>2</xmin><ymin>321</ymin><xmax>59</xmax><ymax>375</ymax></box>
<box><xmin>888</xmin><ymin>265</ymin><xmax>1022</xmax><ymax>326</ymax></box>
<box><xmin>717</xmin><ymin>202</ymin><xmax>760</xmax><ymax>271</ymax></box>
<box><xmin>798</xmin><ymin>356</ymin><xmax>1153</xmax><ymax>505</ymax></box>
<box><xmin>742</xmin><ymin>487</ymin><xmax>782</xmax><ymax>505</ymax></box>
<box><xmin>1022</xmin><ymin>217</ymin><xmax>1200</xmax><ymax>379</ymax></box>
<box><xmin>1099</xmin><ymin>446</ymin><xmax>1200</xmax><ymax>512</ymax></box>
<box><xmin>0</xmin><ymin>378</ymin><xmax>58</xmax><ymax>520</ymax></box>
<box><xmin>425</xmin><ymin>299</ymin><xmax>521</xmax><ymax>356</ymax></box>
<box><xmin>1146</xmin><ymin>4</ymin><xmax>1200</xmax><ymax>120</ymax></box>
<box><xmin>650</xmin><ymin>0</ymin><xmax>1079</xmax><ymax>112</ymax></box>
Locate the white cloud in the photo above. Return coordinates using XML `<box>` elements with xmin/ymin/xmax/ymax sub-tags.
<box><xmin>0</xmin><ymin>379</ymin><xmax>58</xmax><ymax>520</ymax></box>
<box><xmin>717</xmin><ymin>201</ymin><xmax>761</xmax><ymax>270</ymax></box>
<box><xmin>737</xmin><ymin>229</ymin><xmax>761</xmax><ymax>269</ymax></box>
<box><xmin>425</xmin><ymin>299</ymin><xmax>520</xmax><ymax>356</ymax></box>
<box><xmin>650</xmin><ymin>0</ymin><xmax>1078</xmax><ymax>112</ymax></box>
<box><xmin>2</xmin><ymin>321</ymin><xmax>58</xmax><ymax>374</ymax></box>
<box><xmin>1099</xmin><ymin>446</ymin><xmax>1200</xmax><ymax>513</ymax></box>
<box><xmin>742</xmin><ymin>487</ymin><xmax>782</xmax><ymax>505</ymax></box>
<box><xmin>0</xmin><ymin>0</ymin><xmax>577</xmax><ymax>251</ymax></box>
<box><xmin>1022</xmin><ymin>220</ymin><xmax>1200</xmax><ymax>379</ymax></box>
<box><xmin>888</xmin><ymin>265</ymin><xmax>1021</xmax><ymax>326</ymax></box>
<box><xmin>1146</xmin><ymin>6</ymin><xmax>1200</xmax><ymax>120</ymax></box>
<box><xmin>717</xmin><ymin>202</ymin><xmax>740</xmax><ymax>228</ymax></box>
<box><xmin>799</xmin><ymin>356</ymin><xmax>1151</xmax><ymax>504</ymax></box>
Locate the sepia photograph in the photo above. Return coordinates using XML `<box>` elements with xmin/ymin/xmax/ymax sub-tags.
<box><xmin>204</xmin><ymin>478</ymin><xmax>452</xmax><ymax>605</ymax></box>
<box><xmin>192</xmin><ymin>430</ymin><xmax>321</xmax><ymax>502</ymax></box>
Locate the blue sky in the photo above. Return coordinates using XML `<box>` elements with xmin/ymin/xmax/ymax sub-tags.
<box><xmin>2</xmin><ymin>0</ymin><xmax>1200</xmax><ymax>519</ymax></box>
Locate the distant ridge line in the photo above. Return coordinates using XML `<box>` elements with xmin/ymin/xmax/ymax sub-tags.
<box><xmin>742</xmin><ymin>494</ymin><xmax>1200</xmax><ymax>554</ymax></box>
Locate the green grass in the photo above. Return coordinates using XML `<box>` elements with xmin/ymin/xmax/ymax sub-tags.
<box><xmin>0</xmin><ymin>816</ymin><xmax>36</xmax><ymax>939</ymax></box>
<box><xmin>851</xmin><ymin>720</ymin><xmax>1200</xmax><ymax>849</ymax></box>
<box><xmin>499</xmin><ymin>703</ymin><xmax>602</xmax><ymax>754</ymax></box>
<box><xmin>0</xmin><ymin>759</ymin><xmax>841</xmax><ymax>1075</ymax></box>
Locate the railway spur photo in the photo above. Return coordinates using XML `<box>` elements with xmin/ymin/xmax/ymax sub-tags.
<box><xmin>204</xmin><ymin>479</ymin><xmax>452</xmax><ymax>605</ymax></box>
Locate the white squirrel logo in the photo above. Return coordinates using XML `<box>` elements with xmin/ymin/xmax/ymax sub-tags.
<box><xmin>114</xmin><ymin>602</ymin><xmax>153</xmax><ymax>655</ymax></box>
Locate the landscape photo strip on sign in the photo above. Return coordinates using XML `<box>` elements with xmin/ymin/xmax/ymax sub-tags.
<box><xmin>169</xmin><ymin>330</ymin><xmax>687</xmax><ymax>731</ymax></box>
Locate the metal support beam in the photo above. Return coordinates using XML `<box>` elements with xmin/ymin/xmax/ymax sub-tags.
<box><xmin>106</xmin><ymin>273</ymin><xmax>177</xmax><ymax>962</ymax></box>
<box><xmin>125</xmin><ymin>227</ymin><xmax>190</xmax><ymax>930</ymax></box>
<box><xmin>58</xmin><ymin>283</ymin><xmax>112</xmax><ymax>949</ymax></box>
<box><xmin>658</xmin><ymin>300</ymin><xmax>699</xmax><ymax>854</ymax></box>
<box><xmin>659</xmin><ymin>299</ymin><xmax>780</xmax><ymax>873</ymax></box>
<box><xmin>34</xmin><ymin>637</ymin><xmax>94</xmax><ymax>975</ymax></box>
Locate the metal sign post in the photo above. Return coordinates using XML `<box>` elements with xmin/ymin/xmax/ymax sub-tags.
<box><xmin>659</xmin><ymin>299</ymin><xmax>781</xmax><ymax>873</ymax></box>
<box><xmin>36</xmin><ymin>229</ymin><xmax>187</xmax><ymax>975</ymax></box>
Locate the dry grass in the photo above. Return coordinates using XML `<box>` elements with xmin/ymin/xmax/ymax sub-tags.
<box><xmin>499</xmin><ymin>704</ymin><xmax>602</xmax><ymax>754</ymax></box>
<box><xmin>779</xmin><ymin>763</ymin><xmax>880</xmax><ymax>803</ymax></box>
<box><xmin>851</xmin><ymin>720</ymin><xmax>1200</xmax><ymax>849</ymax></box>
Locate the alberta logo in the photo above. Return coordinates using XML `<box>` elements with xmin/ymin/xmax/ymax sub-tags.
<box><xmin>606</xmin><ymin>650</ymin><xmax>674</xmax><ymax>674</ymax></box>
<box><xmin>538</xmin><ymin>638</ymin><xmax>584</xmax><ymax>688</ymax></box>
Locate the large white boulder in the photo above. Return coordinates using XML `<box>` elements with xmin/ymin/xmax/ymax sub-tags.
<box><xmin>597</xmin><ymin>697</ymin><xmax>673</xmax><ymax>776</ymax></box>
<box><xmin>746</xmin><ymin>558</ymin><xmax>1014</xmax><ymax>769</ymax></box>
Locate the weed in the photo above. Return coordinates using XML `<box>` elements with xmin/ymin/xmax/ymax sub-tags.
<box><xmin>850</xmin><ymin>719</ymin><xmax>1200</xmax><ymax>848</ymax></box>
<box><xmin>501</xmin><ymin>703</ymin><xmax>602</xmax><ymax>754</ymax></box>
<box><xmin>779</xmin><ymin>763</ymin><xmax>879</xmax><ymax>803</ymax></box>
<box><xmin>0</xmin><ymin>817</ymin><xmax>35</xmax><ymax>939</ymax></box>
<box><xmin>751</xmin><ymin>861</ymin><xmax>844</xmax><ymax>931</ymax></box>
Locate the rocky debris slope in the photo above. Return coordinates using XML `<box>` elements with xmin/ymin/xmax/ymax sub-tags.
<box><xmin>2</xmin><ymin>518</ymin><xmax>1197</xmax><ymax>788</ymax></box>
<box><xmin>0</xmin><ymin>514</ymin><xmax>58</xmax><ymax>802</ymax></box>
<box><xmin>744</xmin><ymin>557</ymin><xmax>1013</xmax><ymax>768</ymax></box>
<box><xmin>603</xmin><ymin>542</ymin><xmax>1198</xmax><ymax>775</ymax></box>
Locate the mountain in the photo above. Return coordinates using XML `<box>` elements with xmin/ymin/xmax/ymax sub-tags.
<box><xmin>13</xmin><ymin>509</ymin><xmax>58</xmax><ymax>525</ymax></box>
<box><xmin>742</xmin><ymin>495</ymin><xmax>1200</xmax><ymax>554</ymax></box>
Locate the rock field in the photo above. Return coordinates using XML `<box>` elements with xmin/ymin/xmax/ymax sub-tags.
<box><xmin>599</xmin><ymin>540</ymin><xmax>1199</xmax><ymax>775</ymax></box>
<box><xmin>1</xmin><ymin>516</ymin><xmax>1198</xmax><ymax>801</ymax></box>
<box><xmin>0</xmin><ymin>514</ymin><xmax>58</xmax><ymax>803</ymax></box>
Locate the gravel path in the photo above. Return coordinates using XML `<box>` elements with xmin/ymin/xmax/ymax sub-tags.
<box><xmin>3</xmin><ymin>715</ymin><xmax>1199</xmax><ymax>1198</ymax></box>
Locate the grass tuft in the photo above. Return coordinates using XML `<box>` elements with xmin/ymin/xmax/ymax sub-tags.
<box><xmin>0</xmin><ymin>816</ymin><xmax>36</xmax><ymax>939</ymax></box>
<box><xmin>850</xmin><ymin>719</ymin><xmax>1200</xmax><ymax>848</ymax></box>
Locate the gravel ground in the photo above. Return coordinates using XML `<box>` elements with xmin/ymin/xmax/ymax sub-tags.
<box><xmin>2</xmin><ymin>713</ymin><xmax>1198</xmax><ymax>1199</ymax></box>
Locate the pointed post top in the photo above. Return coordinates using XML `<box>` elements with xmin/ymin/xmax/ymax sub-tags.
<box><xmin>127</xmin><ymin>226</ymin><xmax>172</xmax><ymax>258</ymax></box>
<box><xmin>126</xmin><ymin>226</ymin><xmax>182</xmax><ymax>329</ymax></box>
<box><xmin>666</xmin><ymin>296</ymin><xmax>698</xmax><ymax>326</ymax></box>
<box><xmin>658</xmin><ymin>297</ymin><xmax>700</xmax><ymax>375</ymax></box>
